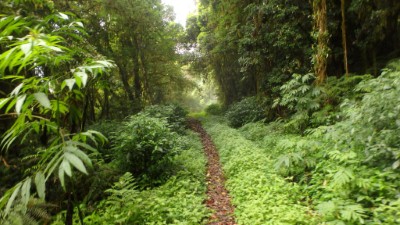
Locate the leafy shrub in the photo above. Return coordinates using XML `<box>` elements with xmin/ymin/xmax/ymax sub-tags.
<box><xmin>249</xmin><ymin>60</ymin><xmax>400</xmax><ymax>224</ymax></box>
<box><xmin>225</xmin><ymin>96</ymin><xmax>267</xmax><ymax>128</ymax></box>
<box><xmin>205</xmin><ymin>103</ymin><xmax>223</xmax><ymax>115</ymax></box>
<box><xmin>114</xmin><ymin>114</ymin><xmax>180</xmax><ymax>184</ymax></box>
<box><xmin>239</xmin><ymin>121</ymin><xmax>284</xmax><ymax>143</ymax></box>
<box><xmin>309</xmin><ymin>75</ymin><xmax>372</xmax><ymax>127</ymax></box>
<box><xmin>141</xmin><ymin>104</ymin><xmax>188</xmax><ymax>133</ymax></box>
<box><xmin>273</xmin><ymin>73</ymin><xmax>321</xmax><ymax>133</ymax></box>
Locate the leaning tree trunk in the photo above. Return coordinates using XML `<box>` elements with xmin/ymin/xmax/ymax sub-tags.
<box><xmin>313</xmin><ymin>0</ymin><xmax>328</xmax><ymax>84</ymax></box>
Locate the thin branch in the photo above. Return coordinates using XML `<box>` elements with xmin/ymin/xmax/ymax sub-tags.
<box><xmin>0</xmin><ymin>156</ymin><xmax>10</xmax><ymax>168</ymax></box>
<box><xmin>0</xmin><ymin>113</ymin><xmax>51</xmax><ymax>122</ymax></box>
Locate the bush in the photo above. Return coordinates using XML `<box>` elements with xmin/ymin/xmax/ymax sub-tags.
<box><xmin>273</xmin><ymin>73</ymin><xmax>321</xmax><ymax>133</ymax></box>
<box><xmin>141</xmin><ymin>104</ymin><xmax>188</xmax><ymax>133</ymax></box>
<box><xmin>225</xmin><ymin>96</ymin><xmax>267</xmax><ymax>128</ymax></box>
<box><xmin>80</xmin><ymin>132</ymin><xmax>209</xmax><ymax>225</ymax></box>
<box><xmin>205</xmin><ymin>103</ymin><xmax>223</xmax><ymax>115</ymax></box>
<box><xmin>241</xmin><ymin>60</ymin><xmax>400</xmax><ymax>224</ymax></box>
<box><xmin>114</xmin><ymin>114</ymin><xmax>180</xmax><ymax>184</ymax></box>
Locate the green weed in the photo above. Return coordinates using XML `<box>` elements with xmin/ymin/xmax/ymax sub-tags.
<box><xmin>204</xmin><ymin>120</ymin><xmax>318</xmax><ymax>224</ymax></box>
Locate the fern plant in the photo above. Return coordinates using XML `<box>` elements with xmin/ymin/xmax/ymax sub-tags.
<box><xmin>0</xmin><ymin>198</ymin><xmax>55</xmax><ymax>225</ymax></box>
<box><xmin>273</xmin><ymin>73</ymin><xmax>321</xmax><ymax>133</ymax></box>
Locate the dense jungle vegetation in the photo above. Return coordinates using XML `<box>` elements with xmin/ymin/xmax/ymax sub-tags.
<box><xmin>0</xmin><ymin>0</ymin><xmax>399</xmax><ymax>224</ymax></box>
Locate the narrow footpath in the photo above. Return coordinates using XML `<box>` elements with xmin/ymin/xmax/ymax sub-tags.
<box><xmin>188</xmin><ymin>119</ymin><xmax>237</xmax><ymax>225</ymax></box>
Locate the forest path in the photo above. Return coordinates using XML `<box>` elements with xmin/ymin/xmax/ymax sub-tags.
<box><xmin>188</xmin><ymin>118</ymin><xmax>237</xmax><ymax>225</ymax></box>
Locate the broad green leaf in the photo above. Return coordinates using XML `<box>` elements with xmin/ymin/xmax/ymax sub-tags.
<box><xmin>20</xmin><ymin>43</ymin><xmax>32</xmax><ymax>56</ymax></box>
<box><xmin>34</xmin><ymin>92</ymin><xmax>51</xmax><ymax>109</ymax></box>
<box><xmin>35</xmin><ymin>171</ymin><xmax>46</xmax><ymax>200</ymax></box>
<box><xmin>61</xmin><ymin>159</ymin><xmax>72</xmax><ymax>177</ymax></box>
<box><xmin>5</xmin><ymin>183</ymin><xmax>22</xmax><ymax>216</ymax></box>
<box><xmin>15</xmin><ymin>94</ymin><xmax>26</xmax><ymax>114</ymax></box>
<box><xmin>88</xmin><ymin>130</ymin><xmax>107</xmax><ymax>140</ymax></box>
<box><xmin>58</xmin><ymin>13</ymin><xmax>69</xmax><ymax>20</ymax></box>
<box><xmin>0</xmin><ymin>97</ymin><xmax>10</xmax><ymax>109</ymax></box>
<box><xmin>20</xmin><ymin>178</ymin><xmax>32</xmax><ymax>210</ymax></box>
<box><xmin>45</xmin><ymin>151</ymin><xmax>64</xmax><ymax>180</ymax></box>
<box><xmin>2</xmin><ymin>75</ymin><xmax>24</xmax><ymax>81</ymax></box>
<box><xmin>392</xmin><ymin>160</ymin><xmax>400</xmax><ymax>169</ymax></box>
<box><xmin>48</xmin><ymin>45</ymin><xmax>63</xmax><ymax>52</ymax></box>
<box><xmin>65</xmin><ymin>145</ymin><xmax>92</xmax><ymax>168</ymax></box>
<box><xmin>74</xmin><ymin>141</ymin><xmax>97</xmax><ymax>152</ymax></box>
<box><xmin>74</xmin><ymin>73</ymin><xmax>82</xmax><ymax>88</ymax></box>
<box><xmin>64</xmin><ymin>79</ymin><xmax>75</xmax><ymax>90</ymax></box>
<box><xmin>10</xmin><ymin>83</ymin><xmax>23</xmax><ymax>96</ymax></box>
<box><xmin>10</xmin><ymin>50</ymin><xmax>24</xmax><ymax>72</ymax></box>
<box><xmin>75</xmin><ymin>21</ymin><xmax>84</xmax><ymax>27</ymax></box>
<box><xmin>65</xmin><ymin>152</ymin><xmax>87</xmax><ymax>174</ymax></box>
<box><xmin>74</xmin><ymin>71</ymin><xmax>88</xmax><ymax>87</ymax></box>
<box><xmin>58</xmin><ymin>166</ymin><xmax>65</xmax><ymax>189</ymax></box>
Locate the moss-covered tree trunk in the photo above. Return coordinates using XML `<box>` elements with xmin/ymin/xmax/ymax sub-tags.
<box><xmin>313</xmin><ymin>0</ymin><xmax>328</xmax><ymax>84</ymax></box>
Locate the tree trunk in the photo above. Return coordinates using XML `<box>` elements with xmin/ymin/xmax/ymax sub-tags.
<box><xmin>133</xmin><ymin>37</ymin><xmax>142</xmax><ymax>101</ymax></box>
<box><xmin>341</xmin><ymin>0</ymin><xmax>349</xmax><ymax>77</ymax></box>
<box><xmin>117</xmin><ymin>63</ymin><xmax>135</xmax><ymax>101</ymax></box>
<box><xmin>100</xmin><ymin>88</ymin><xmax>110</xmax><ymax>119</ymax></box>
<box><xmin>140</xmin><ymin>46</ymin><xmax>149</xmax><ymax>103</ymax></box>
<box><xmin>65</xmin><ymin>192</ymin><xmax>73</xmax><ymax>225</ymax></box>
<box><xmin>313</xmin><ymin>0</ymin><xmax>328</xmax><ymax>84</ymax></box>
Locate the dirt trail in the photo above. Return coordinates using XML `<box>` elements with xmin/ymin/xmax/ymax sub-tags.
<box><xmin>188</xmin><ymin>119</ymin><xmax>237</xmax><ymax>225</ymax></box>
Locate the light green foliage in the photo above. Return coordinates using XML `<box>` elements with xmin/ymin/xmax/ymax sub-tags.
<box><xmin>225</xmin><ymin>96</ymin><xmax>267</xmax><ymax>128</ymax></box>
<box><xmin>312</xmin><ymin>61</ymin><xmax>400</xmax><ymax>224</ymax></box>
<box><xmin>141</xmin><ymin>104</ymin><xmax>188</xmax><ymax>134</ymax></box>
<box><xmin>78</xmin><ymin>132</ymin><xmax>209</xmax><ymax>225</ymax></box>
<box><xmin>239</xmin><ymin>121</ymin><xmax>284</xmax><ymax>144</ymax></box>
<box><xmin>310</xmin><ymin>75</ymin><xmax>372</xmax><ymax>126</ymax></box>
<box><xmin>274</xmin><ymin>73</ymin><xmax>321</xmax><ymax>133</ymax></box>
<box><xmin>205</xmin><ymin>103</ymin><xmax>224</xmax><ymax>116</ymax></box>
<box><xmin>204</xmin><ymin>119</ymin><xmax>318</xmax><ymax>225</ymax></box>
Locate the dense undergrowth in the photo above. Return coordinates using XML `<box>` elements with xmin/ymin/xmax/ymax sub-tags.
<box><xmin>204</xmin><ymin>118</ymin><xmax>317</xmax><ymax>224</ymax></box>
<box><xmin>1</xmin><ymin>104</ymin><xmax>209</xmax><ymax>224</ymax></box>
<box><xmin>203</xmin><ymin>60</ymin><xmax>400</xmax><ymax>224</ymax></box>
<box><xmin>57</xmin><ymin>131</ymin><xmax>209</xmax><ymax>225</ymax></box>
<box><xmin>51</xmin><ymin>105</ymin><xmax>210</xmax><ymax>225</ymax></box>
